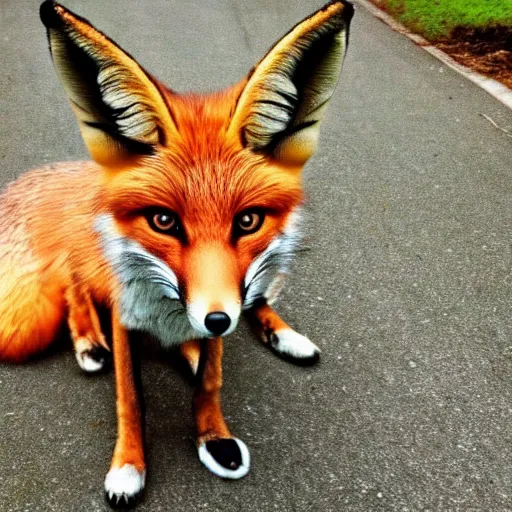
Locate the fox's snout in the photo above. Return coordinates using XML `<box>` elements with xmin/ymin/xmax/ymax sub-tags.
<box><xmin>184</xmin><ymin>244</ymin><xmax>242</xmax><ymax>338</ymax></box>
<box><xmin>204</xmin><ymin>312</ymin><xmax>232</xmax><ymax>336</ymax></box>
<box><xmin>187</xmin><ymin>303</ymin><xmax>241</xmax><ymax>338</ymax></box>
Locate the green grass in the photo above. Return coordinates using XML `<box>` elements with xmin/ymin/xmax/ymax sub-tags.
<box><xmin>380</xmin><ymin>0</ymin><xmax>512</xmax><ymax>40</ymax></box>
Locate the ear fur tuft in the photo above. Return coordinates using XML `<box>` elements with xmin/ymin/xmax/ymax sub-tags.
<box><xmin>40</xmin><ymin>1</ymin><xmax>178</xmax><ymax>166</ymax></box>
<box><xmin>229</xmin><ymin>1</ymin><xmax>354</xmax><ymax>166</ymax></box>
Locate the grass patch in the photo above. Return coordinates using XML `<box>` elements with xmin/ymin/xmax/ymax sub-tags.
<box><xmin>377</xmin><ymin>0</ymin><xmax>512</xmax><ymax>40</ymax></box>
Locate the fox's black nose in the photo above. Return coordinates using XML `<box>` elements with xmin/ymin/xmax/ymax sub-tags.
<box><xmin>204</xmin><ymin>312</ymin><xmax>231</xmax><ymax>336</ymax></box>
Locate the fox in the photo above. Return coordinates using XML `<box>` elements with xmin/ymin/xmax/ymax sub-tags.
<box><xmin>0</xmin><ymin>0</ymin><xmax>353</xmax><ymax>508</ymax></box>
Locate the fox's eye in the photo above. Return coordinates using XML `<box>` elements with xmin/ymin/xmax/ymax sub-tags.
<box><xmin>147</xmin><ymin>210</ymin><xmax>180</xmax><ymax>235</ymax></box>
<box><xmin>153</xmin><ymin>213</ymin><xmax>175</xmax><ymax>230</ymax></box>
<box><xmin>235</xmin><ymin>210</ymin><xmax>265</xmax><ymax>236</ymax></box>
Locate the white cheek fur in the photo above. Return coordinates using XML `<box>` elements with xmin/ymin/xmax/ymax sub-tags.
<box><xmin>243</xmin><ymin>207</ymin><xmax>302</xmax><ymax>309</ymax></box>
<box><xmin>95</xmin><ymin>214</ymin><xmax>199</xmax><ymax>345</ymax></box>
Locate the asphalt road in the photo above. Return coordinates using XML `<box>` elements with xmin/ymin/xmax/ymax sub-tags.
<box><xmin>1</xmin><ymin>1</ymin><xmax>512</xmax><ymax>511</ymax></box>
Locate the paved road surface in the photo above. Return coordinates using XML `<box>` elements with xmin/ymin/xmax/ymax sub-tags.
<box><xmin>1</xmin><ymin>1</ymin><xmax>511</xmax><ymax>510</ymax></box>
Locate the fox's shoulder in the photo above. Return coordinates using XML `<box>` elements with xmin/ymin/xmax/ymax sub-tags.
<box><xmin>0</xmin><ymin>160</ymin><xmax>103</xmax><ymax>216</ymax></box>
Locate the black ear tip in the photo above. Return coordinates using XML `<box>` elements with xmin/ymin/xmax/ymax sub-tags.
<box><xmin>324</xmin><ymin>0</ymin><xmax>355</xmax><ymax>23</ymax></box>
<box><xmin>340</xmin><ymin>1</ymin><xmax>355</xmax><ymax>22</ymax></box>
<box><xmin>40</xmin><ymin>0</ymin><xmax>63</xmax><ymax>28</ymax></box>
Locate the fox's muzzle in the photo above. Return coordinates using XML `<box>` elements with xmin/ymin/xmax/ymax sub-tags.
<box><xmin>184</xmin><ymin>243</ymin><xmax>242</xmax><ymax>338</ymax></box>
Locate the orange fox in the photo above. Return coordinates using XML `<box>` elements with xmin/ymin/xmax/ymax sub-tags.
<box><xmin>0</xmin><ymin>0</ymin><xmax>353</xmax><ymax>507</ymax></box>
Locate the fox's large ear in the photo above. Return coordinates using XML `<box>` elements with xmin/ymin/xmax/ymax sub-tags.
<box><xmin>40</xmin><ymin>1</ymin><xmax>178</xmax><ymax>166</ymax></box>
<box><xmin>228</xmin><ymin>1</ymin><xmax>353</xmax><ymax>167</ymax></box>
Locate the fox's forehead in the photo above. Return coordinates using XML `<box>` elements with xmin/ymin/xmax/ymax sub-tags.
<box><xmin>105</xmin><ymin>88</ymin><xmax>303</xmax><ymax>219</ymax></box>
<box><xmin>106</xmin><ymin>144</ymin><xmax>303</xmax><ymax>221</ymax></box>
<box><xmin>160</xmin><ymin>84</ymin><xmax>245</xmax><ymax>144</ymax></box>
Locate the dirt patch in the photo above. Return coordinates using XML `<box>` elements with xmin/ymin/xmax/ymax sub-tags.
<box><xmin>367</xmin><ymin>0</ymin><xmax>512</xmax><ymax>90</ymax></box>
<box><xmin>436</xmin><ymin>26</ymin><xmax>512</xmax><ymax>89</ymax></box>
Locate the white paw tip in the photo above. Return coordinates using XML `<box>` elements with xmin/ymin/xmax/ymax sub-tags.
<box><xmin>75</xmin><ymin>338</ymin><xmax>107</xmax><ymax>373</ymax></box>
<box><xmin>77</xmin><ymin>352</ymin><xmax>104</xmax><ymax>372</ymax></box>
<box><xmin>272</xmin><ymin>329</ymin><xmax>320</xmax><ymax>359</ymax></box>
<box><xmin>198</xmin><ymin>438</ymin><xmax>250</xmax><ymax>480</ymax></box>
<box><xmin>104</xmin><ymin>464</ymin><xmax>146</xmax><ymax>502</ymax></box>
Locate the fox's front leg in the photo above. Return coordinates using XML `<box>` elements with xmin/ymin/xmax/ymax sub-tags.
<box><xmin>66</xmin><ymin>281</ymin><xmax>110</xmax><ymax>372</ymax></box>
<box><xmin>194</xmin><ymin>337</ymin><xmax>250</xmax><ymax>479</ymax></box>
<box><xmin>104</xmin><ymin>308</ymin><xmax>146</xmax><ymax>508</ymax></box>
<box><xmin>246</xmin><ymin>299</ymin><xmax>320</xmax><ymax>365</ymax></box>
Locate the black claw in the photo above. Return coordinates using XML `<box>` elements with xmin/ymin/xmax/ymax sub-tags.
<box><xmin>294</xmin><ymin>350</ymin><xmax>321</xmax><ymax>366</ymax></box>
<box><xmin>205</xmin><ymin>439</ymin><xmax>242</xmax><ymax>471</ymax></box>
<box><xmin>105</xmin><ymin>491</ymin><xmax>141</xmax><ymax>510</ymax></box>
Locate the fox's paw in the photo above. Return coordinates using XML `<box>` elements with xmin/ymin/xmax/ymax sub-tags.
<box><xmin>268</xmin><ymin>328</ymin><xmax>320</xmax><ymax>365</ymax></box>
<box><xmin>104</xmin><ymin>464</ymin><xmax>145</xmax><ymax>509</ymax></box>
<box><xmin>198</xmin><ymin>438</ymin><xmax>250</xmax><ymax>479</ymax></box>
<box><xmin>75</xmin><ymin>338</ymin><xmax>110</xmax><ymax>373</ymax></box>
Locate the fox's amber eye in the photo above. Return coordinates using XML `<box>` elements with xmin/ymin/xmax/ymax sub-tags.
<box><xmin>153</xmin><ymin>213</ymin><xmax>175</xmax><ymax>230</ymax></box>
<box><xmin>146</xmin><ymin>210</ymin><xmax>180</xmax><ymax>235</ymax></box>
<box><xmin>235</xmin><ymin>210</ymin><xmax>265</xmax><ymax>236</ymax></box>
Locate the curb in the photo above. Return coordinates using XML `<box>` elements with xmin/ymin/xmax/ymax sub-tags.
<box><xmin>354</xmin><ymin>0</ymin><xmax>512</xmax><ymax>110</ymax></box>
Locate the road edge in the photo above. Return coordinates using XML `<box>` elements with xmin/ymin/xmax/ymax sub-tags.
<box><xmin>354</xmin><ymin>0</ymin><xmax>512</xmax><ymax>110</ymax></box>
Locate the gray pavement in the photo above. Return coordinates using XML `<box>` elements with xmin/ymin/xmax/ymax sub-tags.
<box><xmin>1</xmin><ymin>1</ymin><xmax>512</xmax><ymax>510</ymax></box>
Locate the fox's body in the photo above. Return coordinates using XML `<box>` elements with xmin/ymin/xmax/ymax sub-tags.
<box><xmin>0</xmin><ymin>0</ymin><xmax>353</xmax><ymax>507</ymax></box>
<box><xmin>0</xmin><ymin>88</ymin><xmax>302</xmax><ymax>359</ymax></box>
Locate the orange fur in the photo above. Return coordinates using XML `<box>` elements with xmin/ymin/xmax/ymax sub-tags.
<box><xmin>0</xmin><ymin>163</ymin><xmax>112</xmax><ymax>360</ymax></box>
<box><xmin>247</xmin><ymin>301</ymin><xmax>291</xmax><ymax>338</ymax></box>
<box><xmin>180</xmin><ymin>339</ymin><xmax>201</xmax><ymax>374</ymax></box>
<box><xmin>194</xmin><ymin>338</ymin><xmax>231</xmax><ymax>443</ymax></box>
<box><xmin>110</xmin><ymin>309</ymin><xmax>145</xmax><ymax>472</ymax></box>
